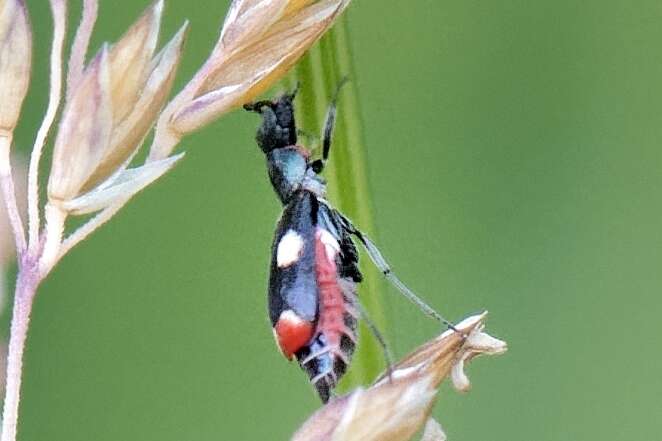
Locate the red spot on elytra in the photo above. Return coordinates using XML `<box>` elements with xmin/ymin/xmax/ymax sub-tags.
<box><xmin>274</xmin><ymin>311</ymin><xmax>314</xmax><ymax>360</ymax></box>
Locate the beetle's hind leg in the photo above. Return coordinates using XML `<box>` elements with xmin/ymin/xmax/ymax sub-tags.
<box><xmin>349</xmin><ymin>297</ymin><xmax>395</xmax><ymax>380</ymax></box>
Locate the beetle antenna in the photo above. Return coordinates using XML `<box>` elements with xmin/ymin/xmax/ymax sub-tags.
<box><xmin>243</xmin><ymin>100</ymin><xmax>273</xmax><ymax>113</ymax></box>
<box><xmin>243</xmin><ymin>81</ymin><xmax>300</xmax><ymax>113</ymax></box>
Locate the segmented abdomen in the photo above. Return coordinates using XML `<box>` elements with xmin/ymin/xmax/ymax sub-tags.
<box><xmin>295</xmin><ymin>228</ymin><xmax>358</xmax><ymax>402</ymax></box>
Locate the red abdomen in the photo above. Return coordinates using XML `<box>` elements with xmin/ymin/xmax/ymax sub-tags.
<box><xmin>293</xmin><ymin>228</ymin><xmax>357</xmax><ymax>402</ymax></box>
<box><xmin>315</xmin><ymin>229</ymin><xmax>349</xmax><ymax>350</ymax></box>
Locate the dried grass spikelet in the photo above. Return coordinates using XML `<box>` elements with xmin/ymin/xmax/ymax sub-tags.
<box><xmin>0</xmin><ymin>0</ymin><xmax>31</xmax><ymax>133</ymax></box>
<box><xmin>292</xmin><ymin>312</ymin><xmax>507</xmax><ymax>441</ymax></box>
<box><xmin>47</xmin><ymin>0</ymin><xmax>187</xmax><ymax>215</ymax></box>
<box><xmin>149</xmin><ymin>0</ymin><xmax>351</xmax><ymax>160</ymax></box>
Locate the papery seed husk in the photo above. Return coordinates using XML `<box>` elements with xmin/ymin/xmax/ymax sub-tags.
<box><xmin>201</xmin><ymin>0</ymin><xmax>348</xmax><ymax>96</ymax></box>
<box><xmin>292</xmin><ymin>395</ymin><xmax>352</xmax><ymax>441</ymax></box>
<box><xmin>108</xmin><ymin>0</ymin><xmax>162</xmax><ymax>124</ymax></box>
<box><xmin>217</xmin><ymin>0</ymin><xmax>314</xmax><ymax>52</ymax></box>
<box><xmin>217</xmin><ymin>0</ymin><xmax>288</xmax><ymax>56</ymax></box>
<box><xmin>0</xmin><ymin>0</ymin><xmax>32</xmax><ymax>131</ymax></box>
<box><xmin>81</xmin><ymin>22</ymin><xmax>188</xmax><ymax>193</ymax></box>
<box><xmin>283</xmin><ymin>0</ymin><xmax>315</xmax><ymax>17</ymax></box>
<box><xmin>330</xmin><ymin>376</ymin><xmax>438</xmax><ymax>441</ymax></box>
<box><xmin>169</xmin><ymin>0</ymin><xmax>349</xmax><ymax>135</ymax></box>
<box><xmin>374</xmin><ymin>318</ymin><xmax>480</xmax><ymax>388</ymax></box>
<box><xmin>294</xmin><ymin>374</ymin><xmax>438</xmax><ymax>441</ymax></box>
<box><xmin>48</xmin><ymin>47</ymin><xmax>113</xmax><ymax>203</ymax></box>
<box><xmin>62</xmin><ymin>153</ymin><xmax>183</xmax><ymax>215</ymax></box>
<box><xmin>420</xmin><ymin>418</ymin><xmax>446</xmax><ymax>441</ymax></box>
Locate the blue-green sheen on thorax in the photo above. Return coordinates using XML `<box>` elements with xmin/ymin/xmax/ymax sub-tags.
<box><xmin>267</xmin><ymin>147</ymin><xmax>307</xmax><ymax>204</ymax></box>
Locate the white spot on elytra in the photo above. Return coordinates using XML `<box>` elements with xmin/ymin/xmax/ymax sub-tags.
<box><xmin>317</xmin><ymin>228</ymin><xmax>340</xmax><ymax>262</ymax></box>
<box><xmin>277</xmin><ymin>229</ymin><xmax>304</xmax><ymax>267</ymax></box>
<box><xmin>279</xmin><ymin>309</ymin><xmax>304</xmax><ymax>325</ymax></box>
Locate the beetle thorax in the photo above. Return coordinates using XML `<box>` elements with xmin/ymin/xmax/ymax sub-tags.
<box><xmin>267</xmin><ymin>146</ymin><xmax>326</xmax><ymax>203</ymax></box>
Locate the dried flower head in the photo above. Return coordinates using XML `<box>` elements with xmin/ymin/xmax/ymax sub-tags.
<box><xmin>47</xmin><ymin>1</ymin><xmax>187</xmax><ymax>215</ymax></box>
<box><xmin>0</xmin><ymin>0</ymin><xmax>31</xmax><ymax>133</ymax></box>
<box><xmin>292</xmin><ymin>313</ymin><xmax>507</xmax><ymax>441</ymax></box>
<box><xmin>149</xmin><ymin>0</ymin><xmax>351</xmax><ymax>160</ymax></box>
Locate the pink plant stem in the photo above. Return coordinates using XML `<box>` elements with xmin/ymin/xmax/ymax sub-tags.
<box><xmin>27</xmin><ymin>0</ymin><xmax>67</xmax><ymax>253</ymax></box>
<box><xmin>0</xmin><ymin>136</ymin><xmax>26</xmax><ymax>254</ymax></box>
<box><xmin>0</xmin><ymin>263</ymin><xmax>39</xmax><ymax>441</ymax></box>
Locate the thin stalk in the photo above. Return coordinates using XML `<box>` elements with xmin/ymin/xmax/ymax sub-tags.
<box><xmin>0</xmin><ymin>265</ymin><xmax>40</xmax><ymax>441</ymax></box>
<box><xmin>38</xmin><ymin>203</ymin><xmax>66</xmax><ymax>276</ymax></box>
<box><xmin>0</xmin><ymin>135</ymin><xmax>26</xmax><ymax>254</ymax></box>
<box><xmin>28</xmin><ymin>0</ymin><xmax>67</xmax><ymax>253</ymax></box>
<box><xmin>294</xmin><ymin>12</ymin><xmax>388</xmax><ymax>389</ymax></box>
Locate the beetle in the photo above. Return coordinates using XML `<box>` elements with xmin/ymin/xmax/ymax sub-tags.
<box><xmin>244</xmin><ymin>81</ymin><xmax>454</xmax><ymax>402</ymax></box>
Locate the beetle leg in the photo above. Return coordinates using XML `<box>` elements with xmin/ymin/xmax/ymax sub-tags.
<box><xmin>336</xmin><ymin>212</ymin><xmax>458</xmax><ymax>332</ymax></box>
<box><xmin>300</xmin><ymin>345</ymin><xmax>332</xmax><ymax>366</ymax></box>
<box><xmin>353</xmin><ymin>299</ymin><xmax>394</xmax><ymax>379</ymax></box>
<box><xmin>311</xmin><ymin>370</ymin><xmax>337</xmax><ymax>387</ymax></box>
<box><xmin>312</xmin><ymin>76</ymin><xmax>350</xmax><ymax>174</ymax></box>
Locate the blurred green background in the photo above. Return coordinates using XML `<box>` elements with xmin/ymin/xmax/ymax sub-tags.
<box><xmin>3</xmin><ymin>0</ymin><xmax>662</xmax><ymax>439</ymax></box>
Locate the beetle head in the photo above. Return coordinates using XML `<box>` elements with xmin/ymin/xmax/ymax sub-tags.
<box><xmin>244</xmin><ymin>86</ymin><xmax>298</xmax><ymax>153</ymax></box>
<box><xmin>245</xmin><ymin>87</ymin><xmax>311</xmax><ymax>204</ymax></box>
